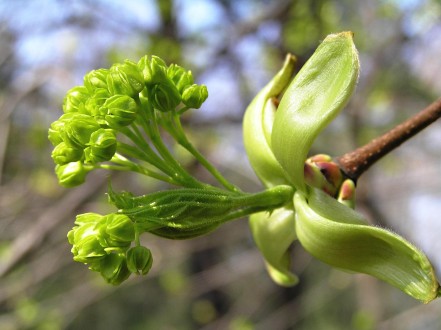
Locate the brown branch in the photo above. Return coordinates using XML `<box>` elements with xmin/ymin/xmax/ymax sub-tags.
<box><xmin>337</xmin><ymin>98</ymin><xmax>441</xmax><ymax>181</ymax></box>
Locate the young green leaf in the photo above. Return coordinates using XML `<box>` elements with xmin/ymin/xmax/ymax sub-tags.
<box><xmin>249</xmin><ymin>206</ymin><xmax>298</xmax><ymax>286</ymax></box>
<box><xmin>272</xmin><ymin>32</ymin><xmax>359</xmax><ymax>192</ymax></box>
<box><xmin>243</xmin><ymin>54</ymin><xmax>296</xmax><ymax>187</ymax></box>
<box><xmin>294</xmin><ymin>189</ymin><xmax>440</xmax><ymax>303</ymax></box>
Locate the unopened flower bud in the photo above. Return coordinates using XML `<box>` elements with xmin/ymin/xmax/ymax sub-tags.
<box><xmin>102</xmin><ymin>94</ymin><xmax>138</xmax><ymax>128</ymax></box>
<box><xmin>63</xmin><ymin>86</ymin><xmax>90</xmax><ymax>114</ymax></box>
<box><xmin>151</xmin><ymin>82</ymin><xmax>181</xmax><ymax>112</ymax></box>
<box><xmin>107</xmin><ymin>60</ymin><xmax>144</xmax><ymax>97</ymax></box>
<box><xmin>182</xmin><ymin>84</ymin><xmax>208</xmax><ymax>109</ymax></box>
<box><xmin>126</xmin><ymin>246</ymin><xmax>153</xmax><ymax>275</ymax></box>
<box><xmin>101</xmin><ymin>213</ymin><xmax>135</xmax><ymax>247</ymax></box>
<box><xmin>85</xmin><ymin>88</ymin><xmax>111</xmax><ymax>122</ymax></box>
<box><xmin>55</xmin><ymin>161</ymin><xmax>90</xmax><ymax>187</ymax></box>
<box><xmin>167</xmin><ymin>64</ymin><xmax>194</xmax><ymax>94</ymax></box>
<box><xmin>63</xmin><ymin>113</ymin><xmax>100</xmax><ymax>149</ymax></box>
<box><xmin>51</xmin><ymin>142</ymin><xmax>83</xmax><ymax>165</ymax></box>
<box><xmin>138</xmin><ymin>55</ymin><xmax>168</xmax><ymax>85</ymax></box>
<box><xmin>99</xmin><ymin>253</ymin><xmax>131</xmax><ymax>285</ymax></box>
<box><xmin>84</xmin><ymin>68</ymin><xmax>109</xmax><ymax>92</ymax></box>
<box><xmin>48</xmin><ymin>114</ymin><xmax>76</xmax><ymax>146</ymax></box>
<box><xmin>84</xmin><ymin>128</ymin><xmax>117</xmax><ymax>164</ymax></box>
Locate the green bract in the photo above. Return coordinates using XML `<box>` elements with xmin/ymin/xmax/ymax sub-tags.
<box><xmin>272</xmin><ymin>32</ymin><xmax>359</xmax><ymax>192</ymax></box>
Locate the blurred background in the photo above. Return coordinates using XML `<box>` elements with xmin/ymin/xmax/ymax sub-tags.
<box><xmin>0</xmin><ymin>0</ymin><xmax>441</xmax><ymax>329</ymax></box>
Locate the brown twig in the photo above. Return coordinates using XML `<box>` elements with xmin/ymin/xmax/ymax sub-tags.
<box><xmin>337</xmin><ymin>98</ymin><xmax>441</xmax><ymax>181</ymax></box>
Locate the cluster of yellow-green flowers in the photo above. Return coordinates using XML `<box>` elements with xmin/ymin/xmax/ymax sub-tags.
<box><xmin>48</xmin><ymin>56</ymin><xmax>208</xmax><ymax>187</ymax></box>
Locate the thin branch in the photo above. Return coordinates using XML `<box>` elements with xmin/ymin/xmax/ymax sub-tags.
<box><xmin>337</xmin><ymin>98</ymin><xmax>441</xmax><ymax>181</ymax></box>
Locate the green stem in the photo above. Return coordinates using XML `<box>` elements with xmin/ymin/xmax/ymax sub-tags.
<box><xmin>136</xmin><ymin>97</ymin><xmax>208</xmax><ymax>189</ymax></box>
<box><xmin>164</xmin><ymin>112</ymin><xmax>241</xmax><ymax>192</ymax></box>
<box><xmin>110</xmin><ymin>153</ymin><xmax>177</xmax><ymax>184</ymax></box>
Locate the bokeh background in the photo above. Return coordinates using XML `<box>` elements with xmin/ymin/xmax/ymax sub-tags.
<box><xmin>1</xmin><ymin>0</ymin><xmax>441</xmax><ymax>329</ymax></box>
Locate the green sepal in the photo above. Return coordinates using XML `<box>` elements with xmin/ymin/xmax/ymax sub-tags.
<box><xmin>271</xmin><ymin>32</ymin><xmax>359</xmax><ymax>192</ymax></box>
<box><xmin>243</xmin><ymin>54</ymin><xmax>296</xmax><ymax>187</ymax></box>
<box><xmin>250</xmin><ymin>206</ymin><xmax>298</xmax><ymax>286</ymax></box>
<box><xmin>293</xmin><ymin>189</ymin><xmax>440</xmax><ymax>303</ymax></box>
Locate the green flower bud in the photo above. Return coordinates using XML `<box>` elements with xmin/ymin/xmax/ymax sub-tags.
<box><xmin>84</xmin><ymin>128</ymin><xmax>117</xmax><ymax>164</ymax></box>
<box><xmin>107</xmin><ymin>60</ymin><xmax>144</xmax><ymax>97</ymax></box>
<box><xmin>151</xmin><ymin>82</ymin><xmax>181</xmax><ymax>112</ymax></box>
<box><xmin>243</xmin><ymin>54</ymin><xmax>296</xmax><ymax>187</ymax></box>
<box><xmin>73</xmin><ymin>234</ymin><xmax>106</xmax><ymax>263</ymax></box>
<box><xmin>85</xmin><ymin>88</ymin><xmax>111</xmax><ymax>123</ymax></box>
<box><xmin>62</xmin><ymin>86</ymin><xmax>90</xmax><ymax>114</ymax></box>
<box><xmin>84</xmin><ymin>68</ymin><xmax>109</xmax><ymax>92</ymax></box>
<box><xmin>51</xmin><ymin>142</ymin><xmax>83</xmax><ymax>165</ymax></box>
<box><xmin>294</xmin><ymin>188</ymin><xmax>440</xmax><ymax>303</ymax></box>
<box><xmin>272</xmin><ymin>32</ymin><xmax>359</xmax><ymax>192</ymax></box>
<box><xmin>63</xmin><ymin>113</ymin><xmax>100</xmax><ymax>149</ymax></box>
<box><xmin>167</xmin><ymin>64</ymin><xmax>194</xmax><ymax>94</ymax></box>
<box><xmin>126</xmin><ymin>246</ymin><xmax>153</xmax><ymax>275</ymax></box>
<box><xmin>48</xmin><ymin>113</ymin><xmax>77</xmax><ymax>146</ymax></box>
<box><xmin>101</xmin><ymin>213</ymin><xmax>135</xmax><ymax>247</ymax></box>
<box><xmin>137</xmin><ymin>55</ymin><xmax>168</xmax><ymax>85</ymax></box>
<box><xmin>55</xmin><ymin>161</ymin><xmax>90</xmax><ymax>187</ymax></box>
<box><xmin>99</xmin><ymin>253</ymin><xmax>131</xmax><ymax>285</ymax></box>
<box><xmin>102</xmin><ymin>94</ymin><xmax>138</xmax><ymax>128</ymax></box>
<box><xmin>181</xmin><ymin>84</ymin><xmax>208</xmax><ymax>109</ymax></box>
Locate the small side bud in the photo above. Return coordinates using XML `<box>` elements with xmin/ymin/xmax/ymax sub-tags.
<box><xmin>338</xmin><ymin>179</ymin><xmax>356</xmax><ymax>209</ymax></box>
<box><xmin>182</xmin><ymin>84</ymin><xmax>208</xmax><ymax>109</ymax></box>
<box><xmin>126</xmin><ymin>246</ymin><xmax>153</xmax><ymax>275</ymax></box>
